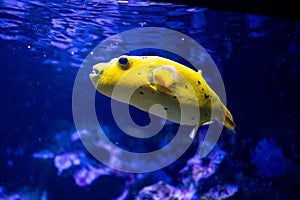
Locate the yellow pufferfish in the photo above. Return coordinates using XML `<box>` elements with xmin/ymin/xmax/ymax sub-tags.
<box><xmin>89</xmin><ymin>55</ymin><xmax>235</xmax><ymax>139</ymax></box>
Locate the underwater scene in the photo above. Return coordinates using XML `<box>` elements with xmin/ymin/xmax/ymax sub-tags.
<box><xmin>1</xmin><ymin>0</ymin><xmax>300</xmax><ymax>199</ymax></box>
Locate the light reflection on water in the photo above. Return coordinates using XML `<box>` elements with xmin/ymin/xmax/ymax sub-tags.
<box><xmin>0</xmin><ymin>0</ymin><xmax>282</xmax><ymax>68</ymax></box>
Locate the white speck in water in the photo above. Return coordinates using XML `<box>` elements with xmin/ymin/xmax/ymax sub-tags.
<box><xmin>139</xmin><ymin>22</ymin><xmax>147</xmax><ymax>27</ymax></box>
<box><xmin>90</xmin><ymin>51</ymin><xmax>94</xmax><ymax>55</ymax></box>
<box><xmin>181</xmin><ymin>37</ymin><xmax>185</xmax><ymax>41</ymax></box>
<box><xmin>71</xmin><ymin>51</ymin><xmax>74</xmax><ymax>55</ymax></box>
<box><xmin>43</xmin><ymin>54</ymin><xmax>47</xmax><ymax>58</ymax></box>
<box><xmin>118</xmin><ymin>0</ymin><xmax>128</xmax><ymax>4</ymax></box>
<box><xmin>27</xmin><ymin>45</ymin><xmax>31</xmax><ymax>49</ymax></box>
<box><xmin>116</xmin><ymin>42</ymin><xmax>119</xmax><ymax>45</ymax></box>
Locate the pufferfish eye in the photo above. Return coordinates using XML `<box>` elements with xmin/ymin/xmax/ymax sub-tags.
<box><xmin>118</xmin><ymin>57</ymin><xmax>129</xmax><ymax>70</ymax></box>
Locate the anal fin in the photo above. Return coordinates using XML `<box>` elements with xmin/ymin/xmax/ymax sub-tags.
<box><xmin>189</xmin><ymin>125</ymin><xmax>200</xmax><ymax>139</ymax></box>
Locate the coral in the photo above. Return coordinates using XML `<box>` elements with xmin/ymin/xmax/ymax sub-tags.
<box><xmin>0</xmin><ymin>187</ymin><xmax>47</xmax><ymax>200</ymax></box>
<box><xmin>32</xmin><ymin>129</ymin><xmax>133</xmax><ymax>193</ymax></box>
<box><xmin>31</xmin><ymin>128</ymin><xmax>238</xmax><ymax>200</ymax></box>
<box><xmin>201</xmin><ymin>184</ymin><xmax>238</xmax><ymax>200</ymax></box>
<box><xmin>136</xmin><ymin>181</ymin><xmax>195</xmax><ymax>200</ymax></box>
<box><xmin>180</xmin><ymin>145</ymin><xmax>227</xmax><ymax>185</ymax></box>
<box><xmin>73</xmin><ymin>164</ymin><xmax>112</xmax><ymax>186</ymax></box>
<box><xmin>251</xmin><ymin>138</ymin><xmax>287</xmax><ymax>178</ymax></box>
<box><xmin>54</xmin><ymin>152</ymin><xmax>82</xmax><ymax>175</ymax></box>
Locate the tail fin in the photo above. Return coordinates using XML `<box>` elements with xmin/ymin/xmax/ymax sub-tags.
<box><xmin>222</xmin><ymin>104</ymin><xmax>236</xmax><ymax>133</ymax></box>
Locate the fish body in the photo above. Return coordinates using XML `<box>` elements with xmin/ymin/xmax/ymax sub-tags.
<box><xmin>89</xmin><ymin>56</ymin><xmax>235</xmax><ymax>138</ymax></box>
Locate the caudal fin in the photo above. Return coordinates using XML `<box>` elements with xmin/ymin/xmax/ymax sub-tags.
<box><xmin>222</xmin><ymin>104</ymin><xmax>236</xmax><ymax>133</ymax></box>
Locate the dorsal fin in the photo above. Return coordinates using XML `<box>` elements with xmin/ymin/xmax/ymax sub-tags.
<box><xmin>197</xmin><ymin>69</ymin><xmax>202</xmax><ymax>75</ymax></box>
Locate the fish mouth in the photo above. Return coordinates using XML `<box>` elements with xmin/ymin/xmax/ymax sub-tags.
<box><xmin>89</xmin><ymin>65</ymin><xmax>104</xmax><ymax>87</ymax></box>
<box><xmin>91</xmin><ymin>68</ymin><xmax>99</xmax><ymax>75</ymax></box>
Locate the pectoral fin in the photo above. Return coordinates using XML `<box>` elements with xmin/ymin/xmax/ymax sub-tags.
<box><xmin>149</xmin><ymin>66</ymin><xmax>178</xmax><ymax>95</ymax></box>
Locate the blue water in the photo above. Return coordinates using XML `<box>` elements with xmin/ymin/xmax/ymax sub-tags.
<box><xmin>1</xmin><ymin>0</ymin><xmax>300</xmax><ymax>199</ymax></box>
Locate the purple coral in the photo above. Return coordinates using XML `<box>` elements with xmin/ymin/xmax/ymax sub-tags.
<box><xmin>54</xmin><ymin>152</ymin><xmax>82</xmax><ymax>175</ymax></box>
<box><xmin>73</xmin><ymin>164</ymin><xmax>112</xmax><ymax>186</ymax></box>
<box><xmin>32</xmin><ymin>128</ymin><xmax>236</xmax><ymax>200</ymax></box>
<box><xmin>136</xmin><ymin>181</ymin><xmax>195</xmax><ymax>200</ymax></box>
<box><xmin>251</xmin><ymin>138</ymin><xmax>287</xmax><ymax>178</ymax></box>
<box><xmin>180</xmin><ymin>146</ymin><xmax>226</xmax><ymax>184</ymax></box>
<box><xmin>202</xmin><ymin>184</ymin><xmax>238</xmax><ymax>200</ymax></box>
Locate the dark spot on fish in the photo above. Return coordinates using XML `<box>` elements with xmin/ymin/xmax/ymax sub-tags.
<box><xmin>164</xmin><ymin>107</ymin><xmax>168</xmax><ymax>110</ymax></box>
<box><xmin>201</xmin><ymin>88</ymin><xmax>204</xmax><ymax>91</ymax></box>
<box><xmin>99</xmin><ymin>70</ymin><xmax>104</xmax><ymax>75</ymax></box>
<box><xmin>173</xmin><ymin>96</ymin><xmax>176</xmax><ymax>98</ymax></box>
<box><xmin>198</xmin><ymin>80</ymin><xmax>201</xmax><ymax>85</ymax></box>
<box><xmin>139</xmin><ymin>86</ymin><xmax>143</xmax><ymax>88</ymax></box>
<box><xmin>149</xmin><ymin>71</ymin><xmax>154</xmax><ymax>85</ymax></box>
<box><xmin>185</xmin><ymin>85</ymin><xmax>188</xmax><ymax>89</ymax></box>
<box><xmin>204</xmin><ymin>94</ymin><xmax>210</xmax><ymax>99</ymax></box>
<box><xmin>151</xmin><ymin>91</ymin><xmax>155</xmax><ymax>94</ymax></box>
<box><xmin>138</xmin><ymin>72</ymin><xmax>141</xmax><ymax>75</ymax></box>
<box><xmin>205</xmin><ymin>113</ymin><xmax>208</xmax><ymax>117</ymax></box>
<box><xmin>139</xmin><ymin>91</ymin><xmax>144</xmax><ymax>95</ymax></box>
